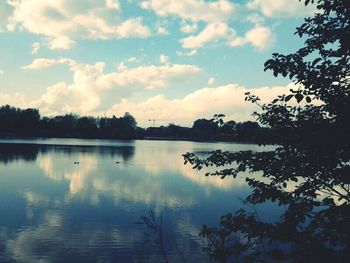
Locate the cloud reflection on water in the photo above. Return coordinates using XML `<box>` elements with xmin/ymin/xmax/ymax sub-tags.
<box><xmin>32</xmin><ymin>141</ymin><xmax>254</xmax><ymax>211</ymax></box>
<box><xmin>0</xmin><ymin>140</ymin><xmax>272</xmax><ymax>262</ymax></box>
<box><xmin>5</xmin><ymin>212</ymin><xmax>146</xmax><ymax>263</ymax></box>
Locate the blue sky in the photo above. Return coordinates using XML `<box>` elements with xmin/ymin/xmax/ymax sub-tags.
<box><xmin>0</xmin><ymin>0</ymin><xmax>316</xmax><ymax>126</ymax></box>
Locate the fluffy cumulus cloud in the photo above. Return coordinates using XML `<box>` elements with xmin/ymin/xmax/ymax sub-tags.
<box><xmin>180</xmin><ymin>22</ymin><xmax>274</xmax><ymax>51</ymax></box>
<box><xmin>230</xmin><ymin>25</ymin><xmax>276</xmax><ymax>51</ymax></box>
<box><xmin>247</xmin><ymin>0</ymin><xmax>316</xmax><ymax>18</ymax></box>
<box><xmin>181</xmin><ymin>22</ymin><xmax>198</xmax><ymax>34</ymax></box>
<box><xmin>181</xmin><ymin>22</ymin><xmax>235</xmax><ymax>49</ymax></box>
<box><xmin>6</xmin><ymin>0</ymin><xmax>150</xmax><ymax>49</ymax></box>
<box><xmin>5</xmin><ymin>54</ymin><xmax>296</xmax><ymax>125</ymax></box>
<box><xmin>33</xmin><ymin>81</ymin><xmax>101</xmax><ymax>115</ymax></box>
<box><xmin>140</xmin><ymin>0</ymin><xmax>279</xmax><ymax>51</ymax></box>
<box><xmin>1</xmin><ymin>0</ymin><xmax>316</xmax><ymax>52</ymax></box>
<box><xmin>22</xmin><ymin>58</ymin><xmax>75</xmax><ymax>70</ymax></box>
<box><xmin>140</xmin><ymin>0</ymin><xmax>237</xmax><ymax>23</ymax></box>
<box><xmin>141</xmin><ymin>0</ymin><xmax>240</xmax><ymax>50</ymax></box>
<box><xmin>0</xmin><ymin>69</ymin><xmax>4</xmax><ymax>76</ymax></box>
<box><xmin>22</xmin><ymin>58</ymin><xmax>201</xmax><ymax>115</ymax></box>
<box><xmin>98</xmin><ymin>64</ymin><xmax>200</xmax><ymax>90</ymax></box>
<box><xmin>0</xmin><ymin>92</ymin><xmax>28</xmax><ymax>108</ymax></box>
<box><xmin>106</xmin><ymin>83</ymin><xmax>295</xmax><ymax>126</ymax></box>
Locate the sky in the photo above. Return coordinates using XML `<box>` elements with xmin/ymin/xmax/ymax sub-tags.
<box><xmin>0</xmin><ymin>0</ymin><xmax>316</xmax><ymax>127</ymax></box>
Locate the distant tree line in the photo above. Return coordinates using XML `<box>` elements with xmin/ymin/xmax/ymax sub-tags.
<box><xmin>145</xmin><ymin>116</ymin><xmax>273</xmax><ymax>143</ymax></box>
<box><xmin>0</xmin><ymin>105</ymin><xmax>138</xmax><ymax>139</ymax></box>
<box><xmin>0</xmin><ymin>105</ymin><xmax>271</xmax><ymax>142</ymax></box>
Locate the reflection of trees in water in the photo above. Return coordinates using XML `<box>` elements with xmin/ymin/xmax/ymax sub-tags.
<box><xmin>46</xmin><ymin>145</ymin><xmax>135</xmax><ymax>162</ymax></box>
<box><xmin>138</xmin><ymin>209</ymin><xmax>207</xmax><ymax>263</ymax></box>
<box><xmin>0</xmin><ymin>143</ymin><xmax>135</xmax><ymax>164</ymax></box>
<box><xmin>0</xmin><ymin>144</ymin><xmax>39</xmax><ymax>164</ymax></box>
<box><xmin>137</xmin><ymin>210</ymin><xmax>169</xmax><ymax>263</ymax></box>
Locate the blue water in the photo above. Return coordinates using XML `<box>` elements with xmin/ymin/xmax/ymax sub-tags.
<box><xmin>0</xmin><ymin>139</ymin><xmax>276</xmax><ymax>262</ymax></box>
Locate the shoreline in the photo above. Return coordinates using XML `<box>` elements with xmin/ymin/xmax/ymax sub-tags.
<box><xmin>0</xmin><ymin>135</ymin><xmax>267</xmax><ymax>146</ymax></box>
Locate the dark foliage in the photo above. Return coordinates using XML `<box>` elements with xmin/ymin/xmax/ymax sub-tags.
<box><xmin>0</xmin><ymin>105</ymin><xmax>40</xmax><ymax>135</ymax></box>
<box><xmin>184</xmin><ymin>0</ymin><xmax>350</xmax><ymax>262</ymax></box>
<box><xmin>0</xmin><ymin>105</ymin><xmax>271</xmax><ymax>142</ymax></box>
<box><xmin>0</xmin><ymin>106</ymin><xmax>139</xmax><ymax>139</ymax></box>
<box><xmin>144</xmin><ymin>115</ymin><xmax>272</xmax><ymax>142</ymax></box>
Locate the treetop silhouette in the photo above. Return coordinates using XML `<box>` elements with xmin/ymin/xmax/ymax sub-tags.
<box><xmin>184</xmin><ymin>0</ymin><xmax>350</xmax><ymax>262</ymax></box>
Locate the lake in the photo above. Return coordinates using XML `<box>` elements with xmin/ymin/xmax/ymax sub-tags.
<box><xmin>0</xmin><ymin>139</ymin><xmax>276</xmax><ymax>262</ymax></box>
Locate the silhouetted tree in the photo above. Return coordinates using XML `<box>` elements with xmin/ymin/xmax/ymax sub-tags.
<box><xmin>123</xmin><ymin>112</ymin><xmax>137</xmax><ymax>129</ymax></box>
<box><xmin>193</xmin><ymin>118</ymin><xmax>219</xmax><ymax>138</ymax></box>
<box><xmin>76</xmin><ymin>117</ymin><xmax>98</xmax><ymax>138</ymax></box>
<box><xmin>221</xmin><ymin>120</ymin><xmax>236</xmax><ymax>133</ymax></box>
<box><xmin>235</xmin><ymin>121</ymin><xmax>260</xmax><ymax>141</ymax></box>
<box><xmin>40</xmin><ymin>114</ymin><xmax>78</xmax><ymax>137</ymax></box>
<box><xmin>0</xmin><ymin>104</ymin><xmax>270</xmax><ymax>142</ymax></box>
<box><xmin>0</xmin><ymin>107</ymin><xmax>141</xmax><ymax>140</ymax></box>
<box><xmin>184</xmin><ymin>0</ymin><xmax>350</xmax><ymax>262</ymax></box>
<box><xmin>0</xmin><ymin>105</ymin><xmax>40</xmax><ymax>135</ymax></box>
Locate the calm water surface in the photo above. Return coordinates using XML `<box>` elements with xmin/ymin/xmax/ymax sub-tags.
<box><xmin>0</xmin><ymin>139</ymin><xmax>276</xmax><ymax>262</ymax></box>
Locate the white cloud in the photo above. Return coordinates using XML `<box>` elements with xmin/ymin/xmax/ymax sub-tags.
<box><xmin>30</xmin><ymin>62</ymin><xmax>106</xmax><ymax>115</ymax></box>
<box><xmin>176</xmin><ymin>50</ymin><xmax>197</xmax><ymax>57</ymax></box>
<box><xmin>32</xmin><ymin>81</ymin><xmax>101</xmax><ymax>116</ymax></box>
<box><xmin>157</xmin><ymin>26</ymin><xmax>169</xmax><ymax>35</ymax></box>
<box><xmin>7</xmin><ymin>0</ymin><xmax>150</xmax><ymax>49</ymax></box>
<box><xmin>208</xmin><ymin>77</ymin><xmax>215</xmax><ymax>85</ymax></box>
<box><xmin>22</xmin><ymin>58</ymin><xmax>75</xmax><ymax>70</ymax></box>
<box><xmin>180</xmin><ymin>22</ymin><xmax>235</xmax><ymax>49</ymax></box>
<box><xmin>22</xmin><ymin>58</ymin><xmax>201</xmax><ymax>115</ymax></box>
<box><xmin>106</xmin><ymin>0</ymin><xmax>120</xmax><ymax>10</ymax></box>
<box><xmin>181</xmin><ymin>23</ymin><xmax>198</xmax><ymax>34</ymax></box>
<box><xmin>159</xmin><ymin>54</ymin><xmax>169</xmax><ymax>64</ymax></box>
<box><xmin>114</xmin><ymin>18</ymin><xmax>151</xmax><ymax>38</ymax></box>
<box><xmin>126</xmin><ymin>57</ymin><xmax>137</xmax><ymax>63</ymax></box>
<box><xmin>99</xmin><ymin>63</ymin><xmax>200</xmax><ymax>90</ymax></box>
<box><xmin>140</xmin><ymin>0</ymin><xmax>238</xmax><ymax>23</ymax></box>
<box><xmin>106</xmin><ymin>83</ymin><xmax>294</xmax><ymax>127</ymax></box>
<box><xmin>0</xmin><ymin>71</ymin><xmax>297</xmax><ymax>127</ymax></box>
<box><xmin>31</xmin><ymin>42</ymin><xmax>41</xmax><ymax>54</ymax></box>
<box><xmin>230</xmin><ymin>25</ymin><xmax>275</xmax><ymax>51</ymax></box>
<box><xmin>0</xmin><ymin>92</ymin><xmax>28</xmax><ymax>108</ymax></box>
<box><xmin>0</xmin><ymin>69</ymin><xmax>3</xmax><ymax>76</ymax></box>
<box><xmin>116</xmin><ymin>62</ymin><xmax>127</xmax><ymax>71</ymax></box>
<box><xmin>247</xmin><ymin>0</ymin><xmax>316</xmax><ymax>18</ymax></box>
<box><xmin>48</xmin><ymin>37</ymin><xmax>75</xmax><ymax>50</ymax></box>
<box><xmin>245</xmin><ymin>13</ymin><xmax>265</xmax><ymax>24</ymax></box>
<box><xmin>0</xmin><ymin>1</ymin><xmax>14</xmax><ymax>29</ymax></box>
